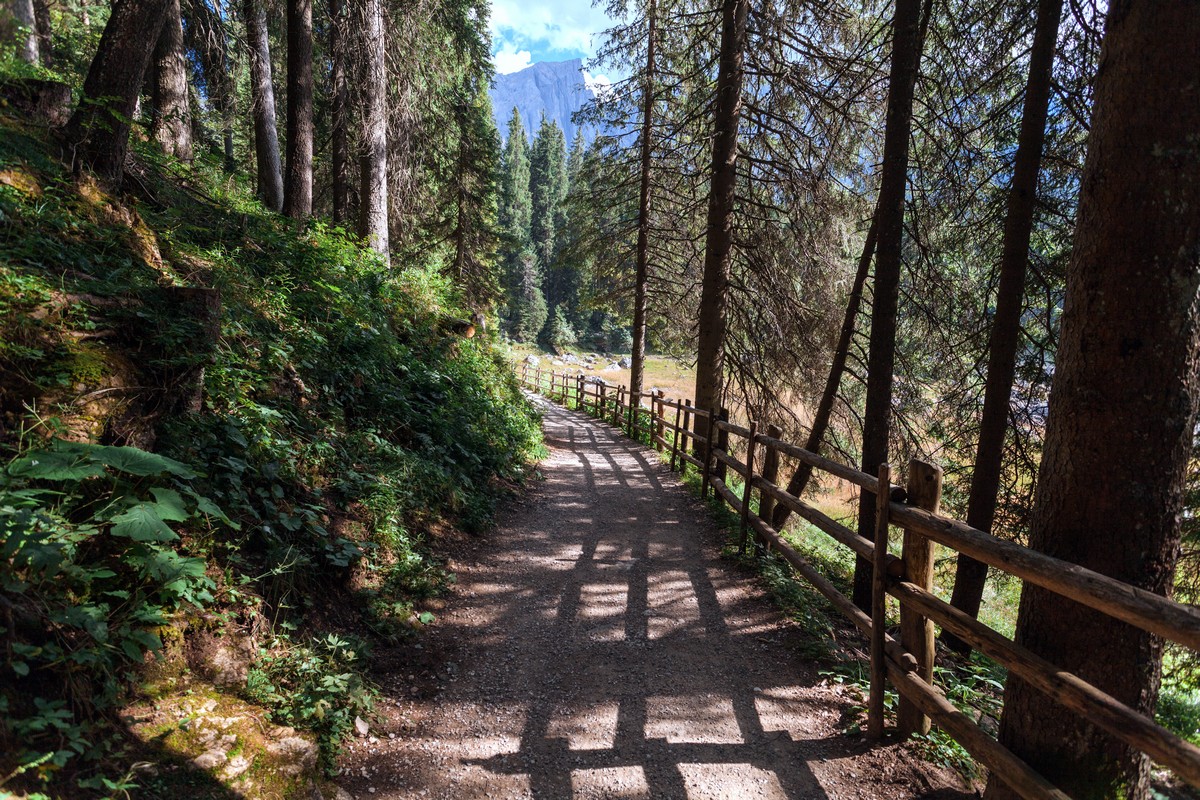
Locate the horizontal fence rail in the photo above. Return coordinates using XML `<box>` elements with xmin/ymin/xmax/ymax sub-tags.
<box><xmin>516</xmin><ymin>362</ymin><xmax>1200</xmax><ymax>799</ymax></box>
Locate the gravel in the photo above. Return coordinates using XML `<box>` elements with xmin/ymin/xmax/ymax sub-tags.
<box><xmin>338</xmin><ymin>400</ymin><xmax>976</xmax><ymax>799</ymax></box>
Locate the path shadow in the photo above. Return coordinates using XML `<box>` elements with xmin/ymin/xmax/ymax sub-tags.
<box><xmin>355</xmin><ymin>401</ymin><xmax>976</xmax><ymax>799</ymax></box>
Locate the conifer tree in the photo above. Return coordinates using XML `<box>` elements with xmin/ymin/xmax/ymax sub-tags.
<box><xmin>529</xmin><ymin>117</ymin><xmax>568</xmax><ymax>276</ymax></box>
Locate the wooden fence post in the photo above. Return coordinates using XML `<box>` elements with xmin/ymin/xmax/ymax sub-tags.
<box><xmin>654</xmin><ymin>390</ymin><xmax>665</xmax><ymax>451</ymax></box>
<box><xmin>739</xmin><ymin>420</ymin><xmax>758</xmax><ymax>552</ymax></box>
<box><xmin>614</xmin><ymin>385</ymin><xmax>624</xmax><ymax>428</ymax></box>
<box><xmin>628</xmin><ymin>389</ymin><xmax>637</xmax><ymax>435</ymax></box>
<box><xmin>701</xmin><ymin>408</ymin><xmax>717</xmax><ymax>499</ymax></box>
<box><xmin>868</xmin><ymin>463</ymin><xmax>892</xmax><ymax>740</ymax></box>
<box><xmin>670</xmin><ymin>400</ymin><xmax>683</xmax><ymax>472</ymax></box>
<box><xmin>576</xmin><ymin>374</ymin><xmax>584</xmax><ymax>410</ymax></box>
<box><xmin>682</xmin><ymin>400</ymin><xmax>693</xmax><ymax>468</ymax></box>
<box><xmin>714</xmin><ymin>408</ymin><xmax>730</xmax><ymax>482</ymax></box>
<box><xmin>759</xmin><ymin>423</ymin><xmax>782</xmax><ymax>529</ymax></box>
<box><xmin>897</xmin><ymin>459</ymin><xmax>943</xmax><ymax>737</ymax></box>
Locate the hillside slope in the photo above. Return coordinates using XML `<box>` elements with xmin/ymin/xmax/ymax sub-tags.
<box><xmin>0</xmin><ymin>110</ymin><xmax>542</xmax><ymax>799</ymax></box>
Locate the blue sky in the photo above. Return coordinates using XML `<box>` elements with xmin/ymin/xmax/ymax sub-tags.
<box><xmin>489</xmin><ymin>0</ymin><xmax>618</xmax><ymax>74</ymax></box>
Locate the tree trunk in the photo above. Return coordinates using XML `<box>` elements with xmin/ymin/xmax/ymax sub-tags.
<box><xmin>985</xmin><ymin>3</ymin><xmax>1200</xmax><ymax>798</ymax></box>
<box><xmin>851</xmin><ymin>0</ymin><xmax>925</xmax><ymax>611</ymax></box>
<box><xmin>771</xmin><ymin>216</ymin><xmax>876</xmax><ymax>529</ymax></box>
<box><xmin>356</xmin><ymin>0</ymin><xmax>388</xmax><ymax>260</ymax></box>
<box><xmin>10</xmin><ymin>0</ymin><xmax>38</xmax><ymax>64</ymax></box>
<box><xmin>329</xmin><ymin>0</ymin><xmax>350</xmax><ymax>224</ymax></box>
<box><xmin>32</xmin><ymin>0</ymin><xmax>50</xmax><ymax>67</ymax></box>
<box><xmin>692</xmin><ymin>0</ymin><xmax>747</xmax><ymax>433</ymax></box>
<box><xmin>629</xmin><ymin>0</ymin><xmax>657</xmax><ymax>398</ymax></box>
<box><xmin>943</xmin><ymin>0</ymin><xmax>1063</xmax><ymax>653</ymax></box>
<box><xmin>244</xmin><ymin>0</ymin><xmax>283</xmax><ymax>210</ymax></box>
<box><xmin>283</xmin><ymin>0</ymin><xmax>313</xmax><ymax>219</ymax></box>
<box><xmin>66</xmin><ymin>0</ymin><xmax>169</xmax><ymax>183</ymax></box>
<box><xmin>150</xmin><ymin>0</ymin><xmax>193</xmax><ymax>162</ymax></box>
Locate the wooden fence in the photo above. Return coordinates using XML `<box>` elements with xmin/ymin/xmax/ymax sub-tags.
<box><xmin>517</xmin><ymin>362</ymin><xmax>1200</xmax><ymax>800</ymax></box>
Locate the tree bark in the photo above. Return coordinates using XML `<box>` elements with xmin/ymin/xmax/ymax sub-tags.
<box><xmin>692</xmin><ymin>0</ymin><xmax>747</xmax><ymax>432</ymax></box>
<box><xmin>66</xmin><ymin>0</ymin><xmax>169</xmax><ymax>183</ymax></box>
<box><xmin>629</xmin><ymin>0</ymin><xmax>657</xmax><ymax>398</ymax></box>
<box><xmin>357</xmin><ymin>0</ymin><xmax>388</xmax><ymax>260</ymax></box>
<box><xmin>150</xmin><ymin>0</ymin><xmax>193</xmax><ymax>162</ymax></box>
<box><xmin>10</xmin><ymin>0</ymin><xmax>38</xmax><ymax>64</ymax></box>
<box><xmin>330</xmin><ymin>0</ymin><xmax>350</xmax><ymax>224</ymax></box>
<box><xmin>986</xmin><ymin>3</ymin><xmax>1200</xmax><ymax>798</ymax></box>
<box><xmin>32</xmin><ymin>0</ymin><xmax>50</xmax><ymax>67</ymax></box>
<box><xmin>852</xmin><ymin>0</ymin><xmax>925</xmax><ymax>611</ymax></box>
<box><xmin>771</xmin><ymin>216</ymin><xmax>876</xmax><ymax>529</ymax></box>
<box><xmin>944</xmin><ymin>0</ymin><xmax>1063</xmax><ymax>653</ymax></box>
<box><xmin>244</xmin><ymin>0</ymin><xmax>283</xmax><ymax>211</ymax></box>
<box><xmin>283</xmin><ymin>0</ymin><xmax>314</xmax><ymax>219</ymax></box>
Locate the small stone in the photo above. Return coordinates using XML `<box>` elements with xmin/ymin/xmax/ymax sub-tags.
<box><xmin>355</xmin><ymin>716</ymin><xmax>370</xmax><ymax>736</ymax></box>
<box><xmin>192</xmin><ymin>750</ymin><xmax>227</xmax><ymax>770</ymax></box>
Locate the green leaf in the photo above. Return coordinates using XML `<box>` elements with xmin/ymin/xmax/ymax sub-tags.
<box><xmin>149</xmin><ymin>488</ymin><xmax>189</xmax><ymax>521</ymax></box>
<box><xmin>110</xmin><ymin>504</ymin><xmax>177</xmax><ymax>542</ymax></box>
<box><xmin>91</xmin><ymin>445</ymin><xmax>197</xmax><ymax>478</ymax></box>
<box><xmin>7</xmin><ymin>445</ymin><xmax>105</xmax><ymax>481</ymax></box>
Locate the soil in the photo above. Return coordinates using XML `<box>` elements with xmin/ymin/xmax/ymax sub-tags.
<box><xmin>337</xmin><ymin>399</ymin><xmax>978</xmax><ymax>799</ymax></box>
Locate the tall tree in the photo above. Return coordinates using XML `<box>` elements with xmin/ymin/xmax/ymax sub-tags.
<box><xmin>66</xmin><ymin>0</ymin><xmax>169</xmax><ymax>182</ymax></box>
<box><xmin>987</xmin><ymin>2</ymin><xmax>1200</xmax><ymax>797</ymax></box>
<box><xmin>629</xmin><ymin>0</ymin><xmax>657</xmax><ymax>396</ymax></box>
<box><xmin>357</xmin><ymin>0</ymin><xmax>388</xmax><ymax>259</ymax></box>
<box><xmin>31</xmin><ymin>0</ymin><xmax>49</xmax><ymax>67</ymax></box>
<box><xmin>8</xmin><ymin>0</ymin><xmax>38</xmax><ymax>63</ymax></box>
<box><xmin>529</xmin><ymin>117</ymin><xmax>567</xmax><ymax>273</ymax></box>
<box><xmin>692</xmin><ymin>0</ymin><xmax>748</xmax><ymax>426</ymax></box>
<box><xmin>499</xmin><ymin>110</ymin><xmax>539</xmax><ymax>338</ymax></box>
<box><xmin>283</xmin><ymin>0</ymin><xmax>314</xmax><ymax>218</ymax></box>
<box><xmin>770</xmin><ymin>219</ymin><xmax>877</xmax><ymax>529</ymax></box>
<box><xmin>185</xmin><ymin>0</ymin><xmax>235</xmax><ymax>170</ymax></box>
<box><xmin>244</xmin><ymin>0</ymin><xmax>283</xmax><ymax>210</ymax></box>
<box><xmin>944</xmin><ymin>0</ymin><xmax>1064</xmax><ymax>652</ymax></box>
<box><xmin>498</xmin><ymin>110</ymin><xmax>532</xmax><ymax>247</ymax></box>
<box><xmin>329</xmin><ymin>0</ymin><xmax>350</xmax><ymax>224</ymax></box>
<box><xmin>851</xmin><ymin>0</ymin><xmax>927</xmax><ymax>610</ymax></box>
<box><xmin>150</xmin><ymin>0</ymin><xmax>193</xmax><ymax>162</ymax></box>
<box><xmin>446</xmin><ymin>86</ymin><xmax>501</xmax><ymax>304</ymax></box>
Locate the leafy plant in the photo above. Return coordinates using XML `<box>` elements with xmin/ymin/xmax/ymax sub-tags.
<box><xmin>244</xmin><ymin>633</ymin><xmax>376</xmax><ymax>767</ymax></box>
<box><xmin>1</xmin><ymin>433</ymin><xmax>220</xmax><ymax>790</ymax></box>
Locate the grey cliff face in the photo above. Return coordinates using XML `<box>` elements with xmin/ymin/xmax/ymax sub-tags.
<box><xmin>490</xmin><ymin>58</ymin><xmax>597</xmax><ymax>144</ymax></box>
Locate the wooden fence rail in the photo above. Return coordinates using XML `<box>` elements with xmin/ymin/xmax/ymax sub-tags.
<box><xmin>516</xmin><ymin>363</ymin><xmax>1200</xmax><ymax>799</ymax></box>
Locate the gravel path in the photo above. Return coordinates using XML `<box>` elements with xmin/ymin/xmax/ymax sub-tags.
<box><xmin>339</xmin><ymin>399</ymin><xmax>974</xmax><ymax>800</ymax></box>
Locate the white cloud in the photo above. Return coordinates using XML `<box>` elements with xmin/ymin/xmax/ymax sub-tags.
<box><xmin>582</xmin><ymin>69</ymin><xmax>613</xmax><ymax>97</ymax></box>
<box><xmin>493</xmin><ymin>44</ymin><xmax>533</xmax><ymax>74</ymax></box>
<box><xmin>489</xmin><ymin>0</ymin><xmax>619</xmax><ymax>65</ymax></box>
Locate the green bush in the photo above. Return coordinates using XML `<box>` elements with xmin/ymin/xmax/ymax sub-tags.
<box><xmin>0</xmin><ymin>115</ymin><xmax>543</xmax><ymax>795</ymax></box>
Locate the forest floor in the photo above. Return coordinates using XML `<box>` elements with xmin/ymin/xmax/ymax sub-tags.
<box><xmin>335</xmin><ymin>398</ymin><xmax>975</xmax><ymax>799</ymax></box>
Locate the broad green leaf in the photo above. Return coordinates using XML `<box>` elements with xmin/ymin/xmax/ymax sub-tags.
<box><xmin>110</xmin><ymin>504</ymin><xmax>177</xmax><ymax>542</ymax></box>
<box><xmin>7</xmin><ymin>446</ymin><xmax>105</xmax><ymax>481</ymax></box>
<box><xmin>90</xmin><ymin>445</ymin><xmax>197</xmax><ymax>478</ymax></box>
<box><xmin>149</xmin><ymin>488</ymin><xmax>189</xmax><ymax>521</ymax></box>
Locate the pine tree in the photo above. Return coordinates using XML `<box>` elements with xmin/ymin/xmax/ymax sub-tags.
<box><xmin>529</xmin><ymin>116</ymin><xmax>568</xmax><ymax>275</ymax></box>
<box><xmin>244</xmin><ymin>0</ymin><xmax>283</xmax><ymax>210</ymax></box>
<box><xmin>66</xmin><ymin>0</ymin><xmax>170</xmax><ymax>182</ymax></box>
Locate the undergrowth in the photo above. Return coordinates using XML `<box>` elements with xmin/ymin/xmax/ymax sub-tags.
<box><xmin>0</xmin><ymin>111</ymin><xmax>542</xmax><ymax>797</ymax></box>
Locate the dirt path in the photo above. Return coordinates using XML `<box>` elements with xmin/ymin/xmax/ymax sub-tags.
<box><xmin>338</xmin><ymin>399</ymin><xmax>974</xmax><ymax>799</ymax></box>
